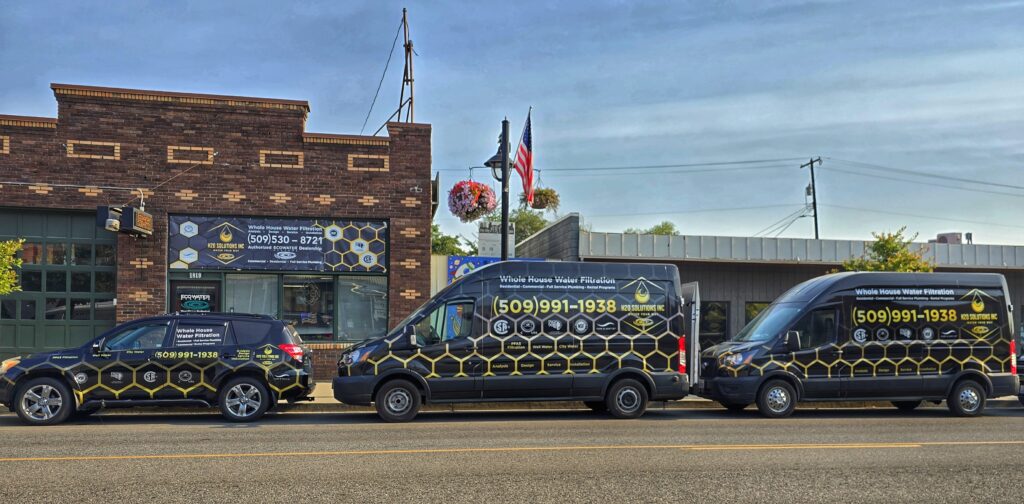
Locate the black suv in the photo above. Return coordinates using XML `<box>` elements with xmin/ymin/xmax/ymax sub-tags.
<box><xmin>0</xmin><ymin>313</ymin><xmax>314</xmax><ymax>425</ymax></box>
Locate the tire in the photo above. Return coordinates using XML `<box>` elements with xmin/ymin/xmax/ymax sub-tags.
<box><xmin>375</xmin><ymin>380</ymin><xmax>421</xmax><ymax>423</ymax></box>
<box><xmin>756</xmin><ymin>379</ymin><xmax>797</xmax><ymax>418</ymax></box>
<box><xmin>892</xmin><ymin>400</ymin><xmax>922</xmax><ymax>412</ymax></box>
<box><xmin>583</xmin><ymin>400</ymin><xmax>607</xmax><ymax>413</ymax></box>
<box><xmin>720</xmin><ymin>401</ymin><xmax>749</xmax><ymax>413</ymax></box>
<box><xmin>14</xmin><ymin>377</ymin><xmax>74</xmax><ymax>426</ymax></box>
<box><xmin>219</xmin><ymin>376</ymin><xmax>271</xmax><ymax>422</ymax></box>
<box><xmin>947</xmin><ymin>379</ymin><xmax>986</xmax><ymax>417</ymax></box>
<box><xmin>605</xmin><ymin>378</ymin><xmax>648</xmax><ymax>419</ymax></box>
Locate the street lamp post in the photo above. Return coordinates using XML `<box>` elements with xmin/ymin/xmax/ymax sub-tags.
<box><xmin>485</xmin><ymin>118</ymin><xmax>511</xmax><ymax>261</ymax></box>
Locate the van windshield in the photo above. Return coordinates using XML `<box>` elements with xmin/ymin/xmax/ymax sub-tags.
<box><xmin>730</xmin><ymin>303</ymin><xmax>804</xmax><ymax>342</ymax></box>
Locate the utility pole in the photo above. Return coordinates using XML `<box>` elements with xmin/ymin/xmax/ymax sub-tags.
<box><xmin>499</xmin><ymin>118</ymin><xmax>511</xmax><ymax>260</ymax></box>
<box><xmin>801</xmin><ymin>157</ymin><xmax>822</xmax><ymax>239</ymax></box>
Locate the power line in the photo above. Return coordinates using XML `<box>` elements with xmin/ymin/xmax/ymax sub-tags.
<box><xmin>435</xmin><ymin>157</ymin><xmax>806</xmax><ymax>173</ymax></box>
<box><xmin>823</xmin><ymin>204</ymin><xmax>1024</xmax><ymax>230</ymax></box>
<box><xmin>826</xmin><ymin>157</ymin><xmax>1024</xmax><ymax>192</ymax></box>
<box><xmin>535</xmin><ymin>163</ymin><xmax>798</xmax><ymax>178</ymax></box>
<box><xmin>752</xmin><ymin>205</ymin><xmax>812</xmax><ymax>237</ymax></box>
<box><xmin>586</xmin><ymin>203</ymin><xmax>805</xmax><ymax>219</ymax></box>
<box><xmin>359</xmin><ymin>19</ymin><xmax>404</xmax><ymax>135</ymax></box>
<box><xmin>824</xmin><ymin>165</ymin><xmax>1024</xmax><ymax>199</ymax></box>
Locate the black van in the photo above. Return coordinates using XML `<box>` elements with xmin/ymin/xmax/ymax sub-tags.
<box><xmin>0</xmin><ymin>313</ymin><xmax>314</xmax><ymax>425</ymax></box>
<box><xmin>333</xmin><ymin>261</ymin><xmax>694</xmax><ymax>421</ymax></box>
<box><xmin>698</xmin><ymin>272</ymin><xmax>1018</xmax><ymax>417</ymax></box>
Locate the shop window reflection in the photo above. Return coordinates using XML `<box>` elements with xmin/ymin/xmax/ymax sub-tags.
<box><xmin>282</xmin><ymin>275</ymin><xmax>335</xmax><ymax>341</ymax></box>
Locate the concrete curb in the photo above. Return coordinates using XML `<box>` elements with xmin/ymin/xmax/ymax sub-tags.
<box><xmin>50</xmin><ymin>398</ymin><xmax>1023</xmax><ymax>416</ymax></box>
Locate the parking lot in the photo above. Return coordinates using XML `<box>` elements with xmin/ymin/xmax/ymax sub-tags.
<box><xmin>1</xmin><ymin>406</ymin><xmax>1021</xmax><ymax>503</ymax></box>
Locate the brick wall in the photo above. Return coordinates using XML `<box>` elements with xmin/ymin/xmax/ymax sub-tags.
<box><xmin>0</xmin><ymin>84</ymin><xmax>432</xmax><ymax>364</ymax></box>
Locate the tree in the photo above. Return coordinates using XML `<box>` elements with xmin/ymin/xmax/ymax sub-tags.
<box><xmin>842</xmin><ymin>227</ymin><xmax>934</xmax><ymax>272</ymax></box>
<box><xmin>0</xmin><ymin>239</ymin><xmax>24</xmax><ymax>295</ymax></box>
<box><xmin>623</xmin><ymin>221</ymin><xmax>680</xmax><ymax>235</ymax></box>
<box><xmin>431</xmin><ymin>223</ymin><xmax>473</xmax><ymax>256</ymax></box>
<box><xmin>486</xmin><ymin>208</ymin><xmax>550</xmax><ymax>245</ymax></box>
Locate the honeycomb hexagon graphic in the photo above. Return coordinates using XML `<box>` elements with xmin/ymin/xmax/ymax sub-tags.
<box><xmin>179</xmin><ymin>247</ymin><xmax>199</xmax><ymax>264</ymax></box>
<box><xmin>179</xmin><ymin>220</ymin><xmax>199</xmax><ymax>238</ymax></box>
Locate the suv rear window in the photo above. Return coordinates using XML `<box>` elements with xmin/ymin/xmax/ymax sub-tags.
<box><xmin>283</xmin><ymin>325</ymin><xmax>304</xmax><ymax>345</ymax></box>
<box><xmin>231</xmin><ymin>320</ymin><xmax>273</xmax><ymax>346</ymax></box>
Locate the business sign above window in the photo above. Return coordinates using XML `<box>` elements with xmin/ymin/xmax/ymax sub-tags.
<box><xmin>168</xmin><ymin>215</ymin><xmax>387</xmax><ymax>273</ymax></box>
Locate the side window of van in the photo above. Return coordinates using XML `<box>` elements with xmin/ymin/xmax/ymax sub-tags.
<box><xmin>414</xmin><ymin>301</ymin><xmax>475</xmax><ymax>346</ymax></box>
<box><xmin>792</xmin><ymin>308</ymin><xmax>837</xmax><ymax>349</ymax></box>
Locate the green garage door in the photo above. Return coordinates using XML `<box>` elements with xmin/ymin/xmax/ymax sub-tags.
<box><xmin>0</xmin><ymin>210</ymin><xmax>117</xmax><ymax>358</ymax></box>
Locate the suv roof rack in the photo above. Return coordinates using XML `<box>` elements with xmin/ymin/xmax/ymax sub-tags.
<box><xmin>163</xmin><ymin>312</ymin><xmax>277</xmax><ymax>320</ymax></box>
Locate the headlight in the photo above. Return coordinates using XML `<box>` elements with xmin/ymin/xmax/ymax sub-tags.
<box><xmin>344</xmin><ymin>347</ymin><xmax>374</xmax><ymax>366</ymax></box>
<box><xmin>1</xmin><ymin>357</ymin><xmax>21</xmax><ymax>375</ymax></box>
<box><xmin>722</xmin><ymin>353</ymin><xmax>751</xmax><ymax>367</ymax></box>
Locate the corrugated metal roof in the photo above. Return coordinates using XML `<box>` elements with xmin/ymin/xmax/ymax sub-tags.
<box><xmin>579</xmin><ymin>232</ymin><xmax>1024</xmax><ymax>270</ymax></box>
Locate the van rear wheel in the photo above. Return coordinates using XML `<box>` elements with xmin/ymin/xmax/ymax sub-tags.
<box><xmin>756</xmin><ymin>380</ymin><xmax>796</xmax><ymax>418</ymax></box>
<box><xmin>947</xmin><ymin>379</ymin><xmax>986</xmax><ymax>417</ymax></box>
<box><xmin>375</xmin><ymin>380</ymin><xmax>421</xmax><ymax>423</ymax></box>
<box><xmin>892</xmin><ymin>400</ymin><xmax>921</xmax><ymax>412</ymax></box>
<box><xmin>605</xmin><ymin>379</ymin><xmax>648</xmax><ymax>419</ymax></box>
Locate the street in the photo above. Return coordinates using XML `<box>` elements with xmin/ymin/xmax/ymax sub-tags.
<box><xmin>1</xmin><ymin>406</ymin><xmax>1022</xmax><ymax>503</ymax></box>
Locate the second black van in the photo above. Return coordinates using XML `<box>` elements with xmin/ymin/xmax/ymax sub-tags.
<box><xmin>333</xmin><ymin>261</ymin><xmax>694</xmax><ymax>421</ymax></box>
<box><xmin>698</xmin><ymin>272</ymin><xmax>1018</xmax><ymax>417</ymax></box>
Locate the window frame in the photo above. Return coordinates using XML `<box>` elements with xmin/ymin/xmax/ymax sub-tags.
<box><xmin>414</xmin><ymin>298</ymin><xmax>476</xmax><ymax>347</ymax></box>
<box><xmin>101</xmin><ymin>321</ymin><xmax>173</xmax><ymax>352</ymax></box>
<box><xmin>789</xmin><ymin>305</ymin><xmax>839</xmax><ymax>350</ymax></box>
<box><xmin>699</xmin><ymin>301</ymin><xmax>731</xmax><ymax>345</ymax></box>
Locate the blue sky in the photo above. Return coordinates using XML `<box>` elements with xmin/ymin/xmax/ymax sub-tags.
<box><xmin>2</xmin><ymin>0</ymin><xmax>1022</xmax><ymax>244</ymax></box>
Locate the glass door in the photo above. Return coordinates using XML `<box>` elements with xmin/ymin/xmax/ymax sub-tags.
<box><xmin>169</xmin><ymin>281</ymin><xmax>221</xmax><ymax>313</ymax></box>
<box><xmin>282</xmin><ymin>275</ymin><xmax>335</xmax><ymax>341</ymax></box>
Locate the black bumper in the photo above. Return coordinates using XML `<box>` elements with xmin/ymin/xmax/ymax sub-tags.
<box><xmin>333</xmin><ymin>375</ymin><xmax>375</xmax><ymax>406</ymax></box>
<box><xmin>698</xmin><ymin>375</ymin><xmax>761</xmax><ymax>405</ymax></box>
<box><xmin>991</xmin><ymin>374</ymin><xmax>1019</xmax><ymax>398</ymax></box>
<box><xmin>0</xmin><ymin>380</ymin><xmax>10</xmax><ymax>408</ymax></box>
<box><xmin>649</xmin><ymin>372</ymin><xmax>689</xmax><ymax>400</ymax></box>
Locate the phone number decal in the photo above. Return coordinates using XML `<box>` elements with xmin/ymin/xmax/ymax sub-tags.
<box><xmin>153</xmin><ymin>351</ymin><xmax>220</xmax><ymax>359</ymax></box>
<box><xmin>492</xmin><ymin>296</ymin><xmax>617</xmax><ymax>316</ymax></box>
<box><xmin>852</xmin><ymin>306</ymin><xmax>957</xmax><ymax>324</ymax></box>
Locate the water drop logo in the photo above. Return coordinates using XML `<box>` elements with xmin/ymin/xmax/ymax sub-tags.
<box><xmin>634</xmin><ymin>282</ymin><xmax>650</xmax><ymax>303</ymax></box>
<box><xmin>219</xmin><ymin>226</ymin><xmax>233</xmax><ymax>243</ymax></box>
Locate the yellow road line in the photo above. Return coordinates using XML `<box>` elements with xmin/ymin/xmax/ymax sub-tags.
<box><xmin>0</xmin><ymin>440</ymin><xmax>1020</xmax><ymax>463</ymax></box>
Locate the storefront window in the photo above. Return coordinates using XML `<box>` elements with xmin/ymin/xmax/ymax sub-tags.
<box><xmin>226</xmin><ymin>274</ymin><xmax>278</xmax><ymax>317</ymax></box>
<box><xmin>282</xmin><ymin>275</ymin><xmax>335</xmax><ymax>341</ymax></box>
<box><xmin>700</xmin><ymin>301</ymin><xmax>730</xmax><ymax>346</ymax></box>
<box><xmin>336</xmin><ymin>276</ymin><xmax>388</xmax><ymax>341</ymax></box>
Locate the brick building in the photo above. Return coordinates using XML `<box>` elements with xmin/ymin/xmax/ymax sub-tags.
<box><xmin>0</xmin><ymin>83</ymin><xmax>433</xmax><ymax>377</ymax></box>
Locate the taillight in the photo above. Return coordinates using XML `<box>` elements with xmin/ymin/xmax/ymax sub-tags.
<box><xmin>1010</xmin><ymin>340</ymin><xmax>1017</xmax><ymax>375</ymax></box>
<box><xmin>678</xmin><ymin>335</ymin><xmax>687</xmax><ymax>374</ymax></box>
<box><xmin>279</xmin><ymin>343</ymin><xmax>304</xmax><ymax>363</ymax></box>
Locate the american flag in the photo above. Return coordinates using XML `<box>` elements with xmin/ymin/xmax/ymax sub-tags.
<box><xmin>513</xmin><ymin>109</ymin><xmax>534</xmax><ymax>204</ymax></box>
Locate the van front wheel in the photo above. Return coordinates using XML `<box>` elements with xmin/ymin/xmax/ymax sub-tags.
<box><xmin>756</xmin><ymin>380</ymin><xmax>797</xmax><ymax>418</ymax></box>
<box><xmin>947</xmin><ymin>379</ymin><xmax>986</xmax><ymax>417</ymax></box>
<box><xmin>605</xmin><ymin>379</ymin><xmax>648</xmax><ymax>419</ymax></box>
<box><xmin>375</xmin><ymin>380</ymin><xmax>421</xmax><ymax>422</ymax></box>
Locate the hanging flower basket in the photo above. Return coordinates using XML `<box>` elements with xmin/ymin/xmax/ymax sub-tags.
<box><xmin>524</xmin><ymin>187</ymin><xmax>560</xmax><ymax>211</ymax></box>
<box><xmin>448</xmin><ymin>180</ymin><xmax>497</xmax><ymax>222</ymax></box>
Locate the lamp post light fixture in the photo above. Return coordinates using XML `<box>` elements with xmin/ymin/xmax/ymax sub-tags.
<box><xmin>484</xmin><ymin>118</ymin><xmax>512</xmax><ymax>261</ymax></box>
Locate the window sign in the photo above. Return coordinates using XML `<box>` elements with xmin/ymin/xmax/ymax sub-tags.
<box><xmin>173</xmin><ymin>324</ymin><xmax>227</xmax><ymax>347</ymax></box>
<box><xmin>168</xmin><ymin>216</ymin><xmax>387</xmax><ymax>273</ymax></box>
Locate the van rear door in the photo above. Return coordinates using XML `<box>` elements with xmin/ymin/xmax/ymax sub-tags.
<box><xmin>681</xmin><ymin>282</ymin><xmax>700</xmax><ymax>387</ymax></box>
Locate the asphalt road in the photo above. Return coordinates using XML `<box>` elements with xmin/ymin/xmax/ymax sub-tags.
<box><xmin>1</xmin><ymin>406</ymin><xmax>1023</xmax><ymax>503</ymax></box>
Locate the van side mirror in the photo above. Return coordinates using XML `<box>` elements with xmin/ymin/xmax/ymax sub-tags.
<box><xmin>91</xmin><ymin>340</ymin><xmax>104</xmax><ymax>354</ymax></box>
<box><xmin>784</xmin><ymin>330</ymin><xmax>801</xmax><ymax>352</ymax></box>
<box><xmin>404</xmin><ymin>324</ymin><xmax>416</xmax><ymax>347</ymax></box>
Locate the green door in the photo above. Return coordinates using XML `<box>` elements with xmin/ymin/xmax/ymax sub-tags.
<box><xmin>0</xmin><ymin>210</ymin><xmax>117</xmax><ymax>358</ymax></box>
